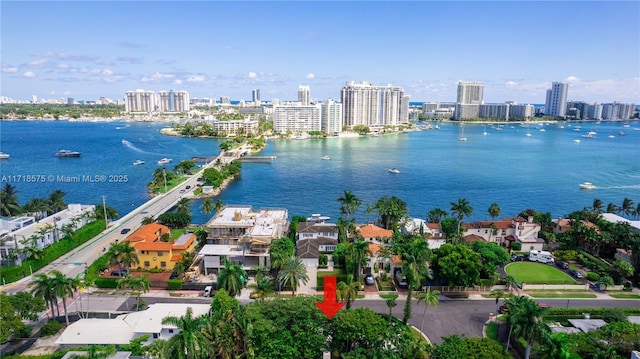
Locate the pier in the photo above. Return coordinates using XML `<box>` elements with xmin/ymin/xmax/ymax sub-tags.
<box><xmin>238</xmin><ymin>156</ymin><xmax>277</xmax><ymax>164</ymax></box>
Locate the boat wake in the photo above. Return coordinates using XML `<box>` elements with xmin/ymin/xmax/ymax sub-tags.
<box><xmin>605</xmin><ymin>184</ymin><xmax>640</xmax><ymax>190</ymax></box>
<box><xmin>121</xmin><ymin>139</ymin><xmax>155</xmax><ymax>154</ymax></box>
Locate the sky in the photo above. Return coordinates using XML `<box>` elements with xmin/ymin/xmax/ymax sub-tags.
<box><xmin>1</xmin><ymin>1</ymin><xmax>639</xmax><ymax>104</ymax></box>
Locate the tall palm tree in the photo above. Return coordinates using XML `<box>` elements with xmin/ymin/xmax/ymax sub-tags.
<box><xmin>51</xmin><ymin>270</ymin><xmax>75</xmax><ymax>325</ymax></box>
<box><xmin>416</xmin><ymin>288</ymin><xmax>440</xmax><ymax>334</ymax></box>
<box><xmin>29</xmin><ymin>273</ymin><xmax>58</xmax><ymax>318</ymax></box>
<box><xmin>337</xmin><ymin>274</ymin><xmax>359</xmax><ymax>309</ymax></box>
<box><xmin>48</xmin><ymin>189</ymin><xmax>67</xmax><ymax>214</ymax></box>
<box><xmin>106</xmin><ymin>242</ymin><xmax>139</xmax><ymax>276</ymax></box>
<box><xmin>592</xmin><ymin>198</ymin><xmax>604</xmax><ymax>214</ymax></box>
<box><xmin>606</xmin><ymin>202</ymin><xmax>619</xmax><ymax>214</ymax></box>
<box><xmin>200</xmin><ymin>198</ymin><xmax>214</xmax><ymax>216</ymax></box>
<box><xmin>337</xmin><ymin>190</ymin><xmax>362</xmax><ymax>222</ymax></box>
<box><xmin>385</xmin><ymin>297</ymin><xmax>397</xmax><ymax>318</ymax></box>
<box><xmin>218</xmin><ymin>260</ymin><xmax>246</xmax><ymax>297</ymax></box>
<box><xmin>400</xmin><ymin>238</ymin><xmax>431</xmax><ymax>325</ymax></box>
<box><xmin>621</xmin><ymin>197</ymin><xmax>635</xmax><ymax>217</ymax></box>
<box><xmin>0</xmin><ymin>183</ymin><xmax>21</xmax><ymax>216</ymax></box>
<box><xmin>450</xmin><ymin>197</ymin><xmax>473</xmax><ymax>242</ymax></box>
<box><xmin>277</xmin><ymin>256</ymin><xmax>309</xmax><ymax>296</ymax></box>
<box><xmin>175</xmin><ymin>198</ymin><xmax>192</xmax><ymax>216</ymax></box>
<box><xmin>488</xmin><ymin>202</ymin><xmax>501</xmax><ymax>220</ymax></box>
<box><xmin>117</xmin><ymin>275</ymin><xmax>150</xmax><ymax>311</ymax></box>
<box><xmin>351</xmin><ymin>239</ymin><xmax>372</xmax><ymax>281</ymax></box>
<box><xmin>161</xmin><ymin>307</ymin><xmax>209</xmax><ymax>359</ymax></box>
<box><xmin>214</xmin><ymin>199</ymin><xmax>225</xmax><ymax>214</ymax></box>
<box><xmin>427</xmin><ymin>207</ymin><xmax>448</xmax><ymax>224</ymax></box>
<box><xmin>505</xmin><ymin>295</ymin><xmax>550</xmax><ymax>359</ymax></box>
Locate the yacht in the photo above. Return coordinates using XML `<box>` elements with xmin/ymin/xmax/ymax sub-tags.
<box><xmin>388</xmin><ymin>168</ymin><xmax>400</xmax><ymax>174</ymax></box>
<box><xmin>573</xmin><ymin>139</ymin><xmax>581</xmax><ymax>143</ymax></box>
<box><xmin>133</xmin><ymin>160</ymin><xmax>145</xmax><ymax>165</ymax></box>
<box><xmin>482</xmin><ymin>126</ymin><xmax>488</xmax><ymax>135</ymax></box>
<box><xmin>0</xmin><ymin>152</ymin><xmax>9</xmax><ymax>159</ymax></box>
<box><xmin>619</xmin><ymin>131</ymin><xmax>626</xmax><ymax>136</ymax></box>
<box><xmin>54</xmin><ymin>149</ymin><xmax>81</xmax><ymax>157</ymax></box>
<box><xmin>157</xmin><ymin>158</ymin><xmax>172</xmax><ymax>165</ymax></box>
<box><xmin>321</xmin><ymin>156</ymin><xmax>330</xmax><ymax>160</ymax></box>
<box><xmin>579</xmin><ymin>182</ymin><xmax>596</xmax><ymax>190</ymax></box>
<box><xmin>607</xmin><ymin>134</ymin><xmax>615</xmax><ymax>139</ymax></box>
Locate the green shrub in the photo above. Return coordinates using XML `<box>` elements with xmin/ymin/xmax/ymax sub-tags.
<box><xmin>601</xmin><ymin>308</ymin><xmax>628</xmax><ymax>323</ymax></box>
<box><xmin>149</xmin><ymin>268</ymin><xmax>163</xmax><ymax>273</ymax></box>
<box><xmin>167</xmin><ymin>279</ymin><xmax>183</xmax><ymax>290</ymax></box>
<box><xmin>554</xmin><ymin>250</ymin><xmax>577</xmax><ymax>261</ymax></box>
<box><xmin>94</xmin><ymin>277</ymin><xmax>118</xmax><ymax>289</ymax></box>
<box><xmin>15</xmin><ymin>323</ymin><xmax>32</xmax><ymax>338</ymax></box>
<box><xmin>41</xmin><ymin>320</ymin><xmax>62</xmax><ymax>337</ymax></box>
<box><xmin>510</xmin><ymin>242</ymin><xmax>521</xmax><ymax>251</ymax></box>
<box><xmin>586</xmin><ymin>272</ymin><xmax>600</xmax><ymax>281</ymax></box>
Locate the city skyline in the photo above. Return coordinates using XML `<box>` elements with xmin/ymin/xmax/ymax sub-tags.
<box><xmin>1</xmin><ymin>1</ymin><xmax>639</xmax><ymax>104</ymax></box>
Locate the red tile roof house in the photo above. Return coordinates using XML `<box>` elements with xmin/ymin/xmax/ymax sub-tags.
<box><xmin>358</xmin><ymin>224</ymin><xmax>393</xmax><ymax>243</ymax></box>
<box><xmin>458</xmin><ymin>216</ymin><xmax>545</xmax><ymax>251</ymax></box>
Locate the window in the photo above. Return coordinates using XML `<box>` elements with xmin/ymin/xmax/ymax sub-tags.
<box><xmin>153</xmin><ymin>333</ymin><xmax>158</xmax><ymax>338</ymax></box>
<box><xmin>161</xmin><ymin>261</ymin><xmax>167</xmax><ymax>267</ymax></box>
<box><xmin>144</xmin><ymin>261</ymin><xmax>150</xmax><ymax>267</ymax></box>
<box><xmin>168</xmin><ymin>329</ymin><xmax>174</xmax><ymax>333</ymax></box>
<box><xmin>158</xmin><ymin>251</ymin><xmax>164</xmax><ymax>256</ymax></box>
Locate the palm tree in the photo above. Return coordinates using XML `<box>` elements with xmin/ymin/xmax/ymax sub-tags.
<box><xmin>416</xmin><ymin>288</ymin><xmax>440</xmax><ymax>334</ymax></box>
<box><xmin>141</xmin><ymin>216</ymin><xmax>155</xmax><ymax>225</ymax></box>
<box><xmin>200</xmin><ymin>198</ymin><xmax>214</xmax><ymax>216</ymax></box>
<box><xmin>117</xmin><ymin>275</ymin><xmax>150</xmax><ymax>311</ymax></box>
<box><xmin>427</xmin><ymin>207</ymin><xmax>448</xmax><ymax>224</ymax></box>
<box><xmin>621</xmin><ymin>197</ymin><xmax>635</xmax><ymax>217</ymax></box>
<box><xmin>51</xmin><ymin>270</ymin><xmax>75</xmax><ymax>325</ymax></box>
<box><xmin>337</xmin><ymin>274</ymin><xmax>359</xmax><ymax>309</ymax></box>
<box><xmin>505</xmin><ymin>295</ymin><xmax>550</xmax><ymax>359</ymax></box>
<box><xmin>385</xmin><ymin>297</ymin><xmax>397</xmax><ymax>318</ymax></box>
<box><xmin>504</xmin><ymin>275</ymin><xmax>519</xmax><ymax>292</ymax></box>
<box><xmin>592</xmin><ymin>198</ymin><xmax>604</xmax><ymax>214</ymax></box>
<box><xmin>175</xmin><ymin>198</ymin><xmax>192</xmax><ymax>216</ymax></box>
<box><xmin>161</xmin><ymin>307</ymin><xmax>209</xmax><ymax>359</ymax></box>
<box><xmin>0</xmin><ymin>183</ymin><xmax>21</xmax><ymax>217</ymax></box>
<box><xmin>29</xmin><ymin>273</ymin><xmax>58</xmax><ymax>318</ymax></box>
<box><xmin>248</xmin><ymin>277</ymin><xmax>274</xmax><ymax>302</ymax></box>
<box><xmin>106</xmin><ymin>242</ymin><xmax>139</xmax><ymax>276</ymax></box>
<box><xmin>218</xmin><ymin>260</ymin><xmax>246</xmax><ymax>297</ymax></box>
<box><xmin>277</xmin><ymin>256</ymin><xmax>309</xmax><ymax>296</ymax></box>
<box><xmin>400</xmin><ymin>238</ymin><xmax>431</xmax><ymax>325</ymax></box>
<box><xmin>337</xmin><ymin>190</ymin><xmax>362</xmax><ymax>222</ymax></box>
<box><xmin>606</xmin><ymin>202</ymin><xmax>619</xmax><ymax>214</ymax></box>
<box><xmin>351</xmin><ymin>239</ymin><xmax>372</xmax><ymax>281</ymax></box>
<box><xmin>450</xmin><ymin>198</ymin><xmax>473</xmax><ymax>242</ymax></box>
<box><xmin>48</xmin><ymin>189</ymin><xmax>67</xmax><ymax>214</ymax></box>
<box><xmin>60</xmin><ymin>223</ymin><xmax>75</xmax><ymax>239</ymax></box>
<box><xmin>214</xmin><ymin>199</ymin><xmax>225</xmax><ymax>214</ymax></box>
<box><xmin>488</xmin><ymin>202</ymin><xmax>501</xmax><ymax>220</ymax></box>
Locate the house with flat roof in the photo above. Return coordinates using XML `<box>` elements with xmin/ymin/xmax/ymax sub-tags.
<box><xmin>56</xmin><ymin>303</ymin><xmax>211</xmax><ymax>347</ymax></box>
<box><xmin>199</xmin><ymin>205</ymin><xmax>288</xmax><ymax>274</ymax></box>
<box><xmin>125</xmin><ymin>224</ymin><xmax>195</xmax><ymax>271</ymax></box>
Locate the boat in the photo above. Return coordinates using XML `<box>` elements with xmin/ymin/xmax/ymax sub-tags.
<box><xmin>482</xmin><ymin>126</ymin><xmax>488</xmax><ymax>135</ymax></box>
<box><xmin>0</xmin><ymin>152</ymin><xmax>9</xmax><ymax>159</ymax></box>
<box><xmin>388</xmin><ymin>168</ymin><xmax>400</xmax><ymax>174</ymax></box>
<box><xmin>579</xmin><ymin>182</ymin><xmax>596</xmax><ymax>190</ymax></box>
<box><xmin>573</xmin><ymin>139</ymin><xmax>581</xmax><ymax>143</ymax></box>
<box><xmin>525</xmin><ymin>125</ymin><xmax>532</xmax><ymax>137</ymax></box>
<box><xmin>321</xmin><ymin>156</ymin><xmax>330</xmax><ymax>160</ymax></box>
<box><xmin>54</xmin><ymin>149</ymin><xmax>81</xmax><ymax>157</ymax></box>
<box><xmin>607</xmin><ymin>134</ymin><xmax>615</xmax><ymax>139</ymax></box>
<box><xmin>619</xmin><ymin>131</ymin><xmax>626</xmax><ymax>136</ymax></box>
<box><xmin>157</xmin><ymin>158</ymin><xmax>172</xmax><ymax>165</ymax></box>
<box><xmin>458</xmin><ymin>125</ymin><xmax>467</xmax><ymax>141</ymax></box>
<box><xmin>581</xmin><ymin>133</ymin><xmax>594</xmax><ymax>138</ymax></box>
<box><xmin>133</xmin><ymin>160</ymin><xmax>145</xmax><ymax>165</ymax></box>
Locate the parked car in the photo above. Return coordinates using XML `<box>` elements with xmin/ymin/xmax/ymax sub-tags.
<box><xmin>111</xmin><ymin>269</ymin><xmax>128</xmax><ymax>276</ymax></box>
<box><xmin>556</xmin><ymin>260</ymin><xmax>569</xmax><ymax>269</ymax></box>
<box><xmin>511</xmin><ymin>254</ymin><xmax>524</xmax><ymax>262</ymax></box>
<box><xmin>185</xmin><ymin>185</ymin><xmax>191</xmax><ymax>189</ymax></box>
<box><xmin>120</xmin><ymin>228</ymin><xmax>131</xmax><ymax>234</ymax></box>
<box><xmin>499</xmin><ymin>305</ymin><xmax>509</xmax><ymax>314</ymax></box>
<box><xmin>365</xmin><ymin>275</ymin><xmax>375</xmax><ymax>286</ymax></box>
<box><xmin>203</xmin><ymin>286</ymin><xmax>212</xmax><ymax>297</ymax></box>
<box><xmin>570</xmin><ymin>270</ymin><xmax>583</xmax><ymax>279</ymax></box>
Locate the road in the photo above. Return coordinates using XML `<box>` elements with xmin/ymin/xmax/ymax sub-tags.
<box><xmin>1</xmin><ymin>154</ymin><xmax>226</xmax><ymax>294</ymax></box>
<box><xmin>70</xmin><ymin>293</ymin><xmax>640</xmax><ymax>345</ymax></box>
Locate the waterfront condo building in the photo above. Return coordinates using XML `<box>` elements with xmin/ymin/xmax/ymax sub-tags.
<box><xmin>508</xmin><ymin>103</ymin><xmax>535</xmax><ymax>120</ymax></box>
<box><xmin>457</xmin><ymin>81</ymin><xmax>484</xmax><ymax>105</ymax></box>
<box><xmin>252</xmin><ymin>88</ymin><xmax>261</xmax><ymax>103</ymax></box>
<box><xmin>320</xmin><ymin>99</ymin><xmax>343</xmax><ymax>135</ymax></box>
<box><xmin>298</xmin><ymin>85</ymin><xmax>311</xmax><ymax>105</ymax></box>
<box><xmin>125</xmin><ymin>89</ymin><xmax>157</xmax><ymax>113</ymax></box>
<box><xmin>272</xmin><ymin>103</ymin><xmax>321</xmax><ymax>136</ymax></box>
<box><xmin>341</xmin><ymin>81</ymin><xmax>408</xmax><ymax>131</ymax></box>
<box><xmin>601</xmin><ymin>102</ymin><xmax>635</xmax><ymax>120</ymax></box>
<box><xmin>544</xmin><ymin>82</ymin><xmax>569</xmax><ymax>117</ymax></box>
<box><xmin>158</xmin><ymin>90</ymin><xmax>190</xmax><ymax>113</ymax></box>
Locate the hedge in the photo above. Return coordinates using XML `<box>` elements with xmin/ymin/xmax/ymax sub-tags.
<box><xmin>167</xmin><ymin>279</ymin><xmax>183</xmax><ymax>290</ymax></box>
<box><xmin>0</xmin><ymin>220</ymin><xmax>105</xmax><ymax>284</ymax></box>
<box><xmin>94</xmin><ymin>278</ymin><xmax>118</xmax><ymax>289</ymax></box>
<box><xmin>41</xmin><ymin>320</ymin><xmax>62</xmax><ymax>337</ymax></box>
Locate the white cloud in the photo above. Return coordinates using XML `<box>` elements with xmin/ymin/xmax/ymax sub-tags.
<box><xmin>186</xmin><ymin>75</ymin><xmax>205</xmax><ymax>83</ymax></box>
<box><xmin>23</xmin><ymin>71</ymin><xmax>36</xmax><ymax>78</ymax></box>
<box><xmin>2</xmin><ymin>66</ymin><xmax>18</xmax><ymax>73</ymax></box>
<box><xmin>102</xmin><ymin>69</ymin><xmax>113</xmax><ymax>76</ymax></box>
<box><xmin>305</xmin><ymin>73</ymin><xmax>315</xmax><ymax>80</ymax></box>
<box><xmin>173</xmin><ymin>79</ymin><xmax>183</xmax><ymax>85</ymax></box>
<box><xmin>28</xmin><ymin>59</ymin><xmax>48</xmax><ymax>67</ymax></box>
<box><xmin>505</xmin><ymin>80</ymin><xmax>518</xmax><ymax>86</ymax></box>
<box><xmin>565</xmin><ymin>76</ymin><xmax>580</xmax><ymax>83</ymax></box>
<box><xmin>140</xmin><ymin>72</ymin><xmax>176</xmax><ymax>82</ymax></box>
<box><xmin>248</xmin><ymin>72</ymin><xmax>258</xmax><ymax>79</ymax></box>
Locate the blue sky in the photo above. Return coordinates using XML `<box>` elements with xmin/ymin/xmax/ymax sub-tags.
<box><xmin>2</xmin><ymin>1</ymin><xmax>639</xmax><ymax>104</ymax></box>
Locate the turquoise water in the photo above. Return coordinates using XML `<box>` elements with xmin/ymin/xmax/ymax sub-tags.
<box><xmin>1</xmin><ymin>120</ymin><xmax>639</xmax><ymax>224</ymax></box>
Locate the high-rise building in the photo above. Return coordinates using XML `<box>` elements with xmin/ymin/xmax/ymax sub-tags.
<box><xmin>220</xmin><ymin>96</ymin><xmax>231</xmax><ymax>105</ymax></box>
<box><xmin>457</xmin><ymin>81</ymin><xmax>484</xmax><ymax>105</ymax></box>
<box><xmin>158</xmin><ymin>90</ymin><xmax>190</xmax><ymax>112</ymax></box>
<box><xmin>252</xmin><ymin>89</ymin><xmax>260</xmax><ymax>103</ymax></box>
<box><xmin>544</xmin><ymin>82</ymin><xmax>569</xmax><ymax>117</ymax></box>
<box><xmin>125</xmin><ymin>89</ymin><xmax>157</xmax><ymax>113</ymax></box>
<box><xmin>298</xmin><ymin>86</ymin><xmax>310</xmax><ymax>105</ymax></box>
<box><xmin>272</xmin><ymin>104</ymin><xmax>321</xmax><ymax>135</ymax></box>
<box><xmin>320</xmin><ymin>99</ymin><xmax>343</xmax><ymax>135</ymax></box>
<box><xmin>341</xmin><ymin>81</ymin><xmax>408</xmax><ymax>130</ymax></box>
<box><xmin>602</xmin><ymin>102</ymin><xmax>635</xmax><ymax>120</ymax></box>
<box><xmin>508</xmin><ymin>103</ymin><xmax>534</xmax><ymax>120</ymax></box>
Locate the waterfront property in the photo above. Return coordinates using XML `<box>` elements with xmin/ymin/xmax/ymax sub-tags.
<box><xmin>0</xmin><ymin>204</ymin><xmax>95</xmax><ymax>265</ymax></box>
<box><xmin>458</xmin><ymin>216</ymin><xmax>544</xmax><ymax>251</ymax></box>
<box><xmin>295</xmin><ymin>214</ymin><xmax>339</xmax><ymax>266</ymax></box>
<box><xmin>198</xmin><ymin>205</ymin><xmax>288</xmax><ymax>274</ymax></box>
<box><xmin>124</xmin><ymin>223</ymin><xmax>196</xmax><ymax>271</ymax></box>
<box><xmin>56</xmin><ymin>303</ymin><xmax>211</xmax><ymax>347</ymax></box>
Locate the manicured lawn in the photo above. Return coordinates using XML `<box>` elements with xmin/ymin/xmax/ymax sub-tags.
<box><xmin>170</xmin><ymin>228</ymin><xmax>186</xmax><ymax>239</ymax></box>
<box><xmin>529</xmin><ymin>293</ymin><xmax>597</xmax><ymax>298</ymax></box>
<box><xmin>609</xmin><ymin>294</ymin><xmax>640</xmax><ymax>299</ymax></box>
<box><xmin>505</xmin><ymin>262</ymin><xmax>578</xmax><ymax>285</ymax></box>
<box><xmin>379</xmin><ymin>294</ymin><xmax>399</xmax><ymax>300</ymax></box>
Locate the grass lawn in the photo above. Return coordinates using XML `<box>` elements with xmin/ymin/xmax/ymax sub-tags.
<box><xmin>379</xmin><ymin>294</ymin><xmax>399</xmax><ymax>300</ymax></box>
<box><xmin>170</xmin><ymin>228</ymin><xmax>186</xmax><ymax>239</ymax></box>
<box><xmin>505</xmin><ymin>262</ymin><xmax>578</xmax><ymax>285</ymax></box>
<box><xmin>529</xmin><ymin>293</ymin><xmax>597</xmax><ymax>298</ymax></box>
<box><xmin>609</xmin><ymin>293</ymin><xmax>640</xmax><ymax>299</ymax></box>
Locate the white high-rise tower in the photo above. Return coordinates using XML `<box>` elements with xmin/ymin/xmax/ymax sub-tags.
<box><xmin>457</xmin><ymin>81</ymin><xmax>484</xmax><ymax>104</ymax></box>
<box><xmin>298</xmin><ymin>85</ymin><xmax>310</xmax><ymax>105</ymax></box>
<box><xmin>544</xmin><ymin>82</ymin><xmax>569</xmax><ymax>117</ymax></box>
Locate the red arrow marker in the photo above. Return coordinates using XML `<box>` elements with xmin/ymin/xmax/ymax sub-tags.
<box><xmin>315</xmin><ymin>276</ymin><xmax>345</xmax><ymax>319</ymax></box>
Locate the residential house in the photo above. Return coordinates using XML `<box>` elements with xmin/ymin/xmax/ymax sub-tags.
<box><xmin>125</xmin><ymin>223</ymin><xmax>196</xmax><ymax>271</ymax></box>
<box><xmin>358</xmin><ymin>224</ymin><xmax>393</xmax><ymax>243</ymax></box>
<box><xmin>457</xmin><ymin>216</ymin><xmax>544</xmax><ymax>251</ymax></box>
<box><xmin>296</xmin><ymin>218</ymin><xmax>339</xmax><ymax>266</ymax></box>
<box><xmin>56</xmin><ymin>303</ymin><xmax>211</xmax><ymax>347</ymax></box>
<box><xmin>199</xmin><ymin>205</ymin><xmax>288</xmax><ymax>274</ymax></box>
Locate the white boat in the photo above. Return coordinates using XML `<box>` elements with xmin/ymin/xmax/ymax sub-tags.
<box><xmin>539</xmin><ymin>128</ymin><xmax>546</xmax><ymax>132</ymax></box>
<box><xmin>573</xmin><ymin>139</ymin><xmax>581</xmax><ymax>143</ymax></box>
<box><xmin>388</xmin><ymin>168</ymin><xmax>400</xmax><ymax>174</ymax></box>
<box><xmin>458</xmin><ymin>125</ymin><xmax>467</xmax><ymax>141</ymax></box>
<box><xmin>582</xmin><ymin>133</ymin><xmax>594</xmax><ymax>138</ymax></box>
<box><xmin>0</xmin><ymin>152</ymin><xmax>9</xmax><ymax>159</ymax></box>
<box><xmin>607</xmin><ymin>134</ymin><xmax>615</xmax><ymax>139</ymax></box>
<box><xmin>157</xmin><ymin>158</ymin><xmax>172</xmax><ymax>165</ymax></box>
<box><xmin>321</xmin><ymin>156</ymin><xmax>330</xmax><ymax>160</ymax></box>
<box><xmin>482</xmin><ymin>126</ymin><xmax>488</xmax><ymax>135</ymax></box>
<box><xmin>54</xmin><ymin>149</ymin><xmax>81</xmax><ymax>157</ymax></box>
<box><xmin>579</xmin><ymin>182</ymin><xmax>596</xmax><ymax>190</ymax></box>
<box><xmin>619</xmin><ymin>131</ymin><xmax>626</xmax><ymax>136</ymax></box>
<box><xmin>133</xmin><ymin>160</ymin><xmax>145</xmax><ymax>165</ymax></box>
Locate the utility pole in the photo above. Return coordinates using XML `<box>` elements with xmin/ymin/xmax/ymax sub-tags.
<box><xmin>102</xmin><ymin>195</ymin><xmax>108</xmax><ymax>229</ymax></box>
<box><xmin>163</xmin><ymin>168</ymin><xmax>168</xmax><ymax>194</ymax></box>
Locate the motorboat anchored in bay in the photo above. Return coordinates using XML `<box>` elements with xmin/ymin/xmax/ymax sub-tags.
<box><xmin>54</xmin><ymin>149</ymin><xmax>81</xmax><ymax>157</ymax></box>
<box><xmin>133</xmin><ymin>160</ymin><xmax>145</xmax><ymax>165</ymax></box>
<box><xmin>388</xmin><ymin>168</ymin><xmax>400</xmax><ymax>174</ymax></box>
<box><xmin>157</xmin><ymin>158</ymin><xmax>172</xmax><ymax>165</ymax></box>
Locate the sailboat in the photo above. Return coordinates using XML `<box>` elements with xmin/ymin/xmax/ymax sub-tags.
<box><xmin>482</xmin><ymin>125</ymin><xmax>488</xmax><ymax>135</ymax></box>
<box><xmin>458</xmin><ymin>124</ymin><xmax>467</xmax><ymax>141</ymax></box>
<box><xmin>525</xmin><ymin>124</ymin><xmax>532</xmax><ymax>137</ymax></box>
